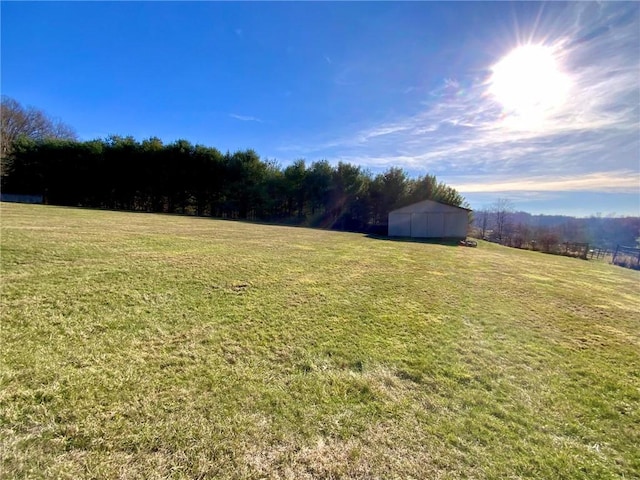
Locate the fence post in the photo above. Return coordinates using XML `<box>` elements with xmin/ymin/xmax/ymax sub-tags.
<box><xmin>581</xmin><ymin>243</ymin><xmax>588</xmax><ymax>260</ymax></box>
<box><xmin>612</xmin><ymin>245</ymin><xmax>619</xmax><ymax>264</ymax></box>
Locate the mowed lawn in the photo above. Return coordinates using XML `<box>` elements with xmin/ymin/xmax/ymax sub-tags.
<box><xmin>1</xmin><ymin>203</ymin><xmax>639</xmax><ymax>479</ymax></box>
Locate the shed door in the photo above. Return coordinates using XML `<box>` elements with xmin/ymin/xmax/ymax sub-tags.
<box><xmin>444</xmin><ymin>213</ymin><xmax>467</xmax><ymax>237</ymax></box>
<box><xmin>429</xmin><ymin>213</ymin><xmax>445</xmax><ymax>237</ymax></box>
<box><xmin>411</xmin><ymin>213</ymin><xmax>428</xmax><ymax>237</ymax></box>
<box><xmin>389</xmin><ymin>213</ymin><xmax>411</xmax><ymax>236</ymax></box>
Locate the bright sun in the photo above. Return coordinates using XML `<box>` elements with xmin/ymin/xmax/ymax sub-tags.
<box><xmin>489</xmin><ymin>44</ymin><xmax>571</xmax><ymax>129</ymax></box>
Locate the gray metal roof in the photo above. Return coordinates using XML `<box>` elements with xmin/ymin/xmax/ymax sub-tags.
<box><xmin>389</xmin><ymin>199</ymin><xmax>472</xmax><ymax>214</ymax></box>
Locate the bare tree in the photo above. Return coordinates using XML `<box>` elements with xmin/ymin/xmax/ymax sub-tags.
<box><xmin>476</xmin><ymin>208</ymin><xmax>491</xmax><ymax>239</ymax></box>
<box><xmin>490</xmin><ymin>198</ymin><xmax>514</xmax><ymax>244</ymax></box>
<box><xmin>1</xmin><ymin>95</ymin><xmax>76</xmax><ymax>160</ymax></box>
<box><xmin>512</xmin><ymin>222</ymin><xmax>531</xmax><ymax>248</ymax></box>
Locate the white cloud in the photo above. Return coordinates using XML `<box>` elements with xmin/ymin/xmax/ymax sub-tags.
<box><xmin>294</xmin><ymin>3</ymin><xmax>639</xmax><ymax>198</ymax></box>
<box><xmin>230</xmin><ymin>113</ymin><xmax>262</xmax><ymax>123</ymax></box>
<box><xmin>450</xmin><ymin>171</ymin><xmax>640</xmax><ymax>194</ymax></box>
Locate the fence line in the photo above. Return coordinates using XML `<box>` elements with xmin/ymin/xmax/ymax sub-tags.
<box><xmin>1</xmin><ymin>193</ymin><xmax>43</xmax><ymax>204</ymax></box>
<box><xmin>612</xmin><ymin>245</ymin><xmax>640</xmax><ymax>269</ymax></box>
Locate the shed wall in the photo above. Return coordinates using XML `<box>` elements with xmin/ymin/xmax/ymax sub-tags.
<box><xmin>411</xmin><ymin>213</ymin><xmax>428</xmax><ymax>237</ymax></box>
<box><xmin>388</xmin><ymin>213</ymin><xmax>411</xmax><ymax>236</ymax></box>
<box><xmin>388</xmin><ymin>210</ymin><xmax>468</xmax><ymax>238</ymax></box>
<box><xmin>444</xmin><ymin>213</ymin><xmax>468</xmax><ymax>238</ymax></box>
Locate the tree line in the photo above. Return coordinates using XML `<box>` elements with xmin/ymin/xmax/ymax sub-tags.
<box><xmin>2</xmin><ymin>134</ymin><xmax>467</xmax><ymax>232</ymax></box>
<box><xmin>1</xmin><ymin>96</ymin><xmax>76</xmax><ymax>160</ymax></box>
<box><xmin>473</xmin><ymin>199</ymin><xmax>640</xmax><ymax>251</ymax></box>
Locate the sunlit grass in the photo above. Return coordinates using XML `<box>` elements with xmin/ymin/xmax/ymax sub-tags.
<box><xmin>1</xmin><ymin>203</ymin><xmax>639</xmax><ymax>479</ymax></box>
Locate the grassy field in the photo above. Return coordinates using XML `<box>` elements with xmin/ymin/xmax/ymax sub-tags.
<box><xmin>1</xmin><ymin>203</ymin><xmax>639</xmax><ymax>479</ymax></box>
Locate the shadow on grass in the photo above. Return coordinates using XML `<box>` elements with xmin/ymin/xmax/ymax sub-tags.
<box><xmin>17</xmin><ymin>205</ymin><xmax>465</xmax><ymax>248</ymax></box>
<box><xmin>364</xmin><ymin>234</ymin><xmax>462</xmax><ymax>246</ymax></box>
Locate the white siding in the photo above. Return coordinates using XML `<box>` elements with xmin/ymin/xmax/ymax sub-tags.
<box><xmin>388</xmin><ymin>213</ymin><xmax>411</xmax><ymax>236</ymax></box>
<box><xmin>411</xmin><ymin>213</ymin><xmax>428</xmax><ymax>237</ymax></box>
<box><xmin>388</xmin><ymin>199</ymin><xmax>470</xmax><ymax>239</ymax></box>
<box><xmin>428</xmin><ymin>212</ymin><xmax>445</xmax><ymax>237</ymax></box>
<box><xmin>444</xmin><ymin>212</ymin><xmax>468</xmax><ymax>238</ymax></box>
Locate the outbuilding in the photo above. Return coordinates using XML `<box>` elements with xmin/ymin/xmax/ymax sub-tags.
<box><xmin>388</xmin><ymin>199</ymin><xmax>471</xmax><ymax>239</ymax></box>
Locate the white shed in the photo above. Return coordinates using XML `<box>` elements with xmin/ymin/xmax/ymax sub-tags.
<box><xmin>388</xmin><ymin>199</ymin><xmax>471</xmax><ymax>239</ymax></box>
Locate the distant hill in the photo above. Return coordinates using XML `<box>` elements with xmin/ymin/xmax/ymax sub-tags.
<box><xmin>473</xmin><ymin>211</ymin><xmax>639</xmax><ymax>248</ymax></box>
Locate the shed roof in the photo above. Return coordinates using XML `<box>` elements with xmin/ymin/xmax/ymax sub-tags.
<box><xmin>389</xmin><ymin>199</ymin><xmax>472</xmax><ymax>214</ymax></box>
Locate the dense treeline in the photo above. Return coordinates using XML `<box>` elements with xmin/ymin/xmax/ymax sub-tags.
<box><xmin>2</xmin><ymin>136</ymin><xmax>467</xmax><ymax>232</ymax></box>
<box><xmin>472</xmin><ymin>207</ymin><xmax>640</xmax><ymax>251</ymax></box>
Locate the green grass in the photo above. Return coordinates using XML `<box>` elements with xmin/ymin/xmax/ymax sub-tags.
<box><xmin>1</xmin><ymin>203</ymin><xmax>639</xmax><ymax>479</ymax></box>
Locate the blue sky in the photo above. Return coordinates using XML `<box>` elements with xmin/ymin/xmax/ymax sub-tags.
<box><xmin>2</xmin><ymin>1</ymin><xmax>638</xmax><ymax>216</ymax></box>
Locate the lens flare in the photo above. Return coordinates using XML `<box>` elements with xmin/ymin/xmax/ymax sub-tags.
<box><xmin>489</xmin><ymin>44</ymin><xmax>571</xmax><ymax>129</ymax></box>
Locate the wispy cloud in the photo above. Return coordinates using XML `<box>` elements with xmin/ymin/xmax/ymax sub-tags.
<box><xmin>229</xmin><ymin>113</ymin><xmax>262</xmax><ymax>123</ymax></box>
<box><xmin>292</xmin><ymin>3</ymin><xmax>639</xmax><ymax>203</ymax></box>
<box><xmin>450</xmin><ymin>170</ymin><xmax>640</xmax><ymax>194</ymax></box>
<box><xmin>333</xmin><ymin>64</ymin><xmax>361</xmax><ymax>86</ymax></box>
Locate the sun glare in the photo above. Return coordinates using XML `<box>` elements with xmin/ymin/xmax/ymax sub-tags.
<box><xmin>489</xmin><ymin>44</ymin><xmax>571</xmax><ymax>129</ymax></box>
